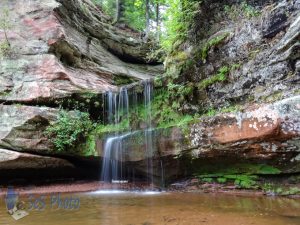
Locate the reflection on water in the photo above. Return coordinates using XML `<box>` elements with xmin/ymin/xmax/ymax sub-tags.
<box><xmin>0</xmin><ymin>192</ymin><xmax>299</xmax><ymax>225</ymax></box>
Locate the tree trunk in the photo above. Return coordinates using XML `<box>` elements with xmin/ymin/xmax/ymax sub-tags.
<box><xmin>114</xmin><ymin>0</ymin><xmax>124</xmax><ymax>24</ymax></box>
<box><xmin>145</xmin><ymin>0</ymin><xmax>150</xmax><ymax>38</ymax></box>
<box><xmin>156</xmin><ymin>2</ymin><xmax>160</xmax><ymax>41</ymax></box>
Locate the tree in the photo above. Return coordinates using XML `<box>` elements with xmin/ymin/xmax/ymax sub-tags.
<box><xmin>0</xmin><ymin>8</ymin><xmax>11</xmax><ymax>45</ymax></box>
<box><xmin>0</xmin><ymin>7</ymin><xmax>12</xmax><ymax>57</ymax></box>
<box><xmin>155</xmin><ymin>0</ymin><xmax>163</xmax><ymax>41</ymax></box>
<box><xmin>114</xmin><ymin>0</ymin><xmax>125</xmax><ymax>24</ymax></box>
<box><xmin>145</xmin><ymin>0</ymin><xmax>150</xmax><ymax>37</ymax></box>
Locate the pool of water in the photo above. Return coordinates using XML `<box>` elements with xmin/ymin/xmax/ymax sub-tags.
<box><xmin>0</xmin><ymin>191</ymin><xmax>300</xmax><ymax>225</ymax></box>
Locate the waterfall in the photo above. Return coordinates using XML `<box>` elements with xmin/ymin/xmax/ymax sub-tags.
<box><xmin>100</xmin><ymin>133</ymin><xmax>131</xmax><ymax>182</ymax></box>
<box><xmin>100</xmin><ymin>79</ymin><xmax>156</xmax><ymax>186</ymax></box>
<box><xmin>143</xmin><ymin>80</ymin><xmax>154</xmax><ymax>185</ymax></box>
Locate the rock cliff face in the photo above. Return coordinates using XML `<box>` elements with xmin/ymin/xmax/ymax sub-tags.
<box><xmin>0</xmin><ymin>0</ymin><xmax>162</xmax><ymax>178</ymax></box>
<box><xmin>166</xmin><ymin>0</ymin><xmax>299</xmax><ymax>112</ymax></box>
<box><xmin>0</xmin><ymin>0</ymin><xmax>299</xmax><ymax>184</ymax></box>
<box><xmin>96</xmin><ymin>96</ymin><xmax>300</xmax><ymax>180</ymax></box>
<box><xmin>145</xmin><ymin>0</ymin><xmax>299</xmax><ymax>181</ymax></box>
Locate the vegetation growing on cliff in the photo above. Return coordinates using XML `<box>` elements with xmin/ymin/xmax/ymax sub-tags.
<box><xmin>194</xmin><ymin>164</ymin><xmax>281</xmax><ymax>189</ymax></box>
<box><xmin>0</xmin><ymin>7</ymin><xmax>11</xmax><ymax>57</ymax></box>
<box><xmin>44</xmin><ymin>0</ymin><xmax>265</xmax><ymax>148</ymax></box>
<box><xmin>45</xmin><ymin>110</ymin><xmax>96</xmax><ymax>153</ymax></box>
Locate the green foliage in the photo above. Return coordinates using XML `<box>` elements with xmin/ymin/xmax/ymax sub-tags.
<box><xmin>161</xmin><ymin>0</ymin><xmax>201</xmax><ymax>52</ymax></box>
<box><xmin>93</xmin><ymin>0</ymin><xmax>116</xmax><ymax>17</ymax></box>
<box><xmin>197</xmin><ymin>173</ymin><xmax>258</xmax><ymax>189</ymax></box>
<box><xmin>232</xmin><ymin>175</ymin><xmax>258</xmax><ymax>189</ymax></box>
<box><xmin>224</xmin><ymin>1</ymin><xmax>260</xmax><ymax>20</ymax></box>
<box><xmin>95</xmin><ymin>118</ymin><xmax>129</xmax><ymax>134</ymax></box>
<box><xmin>217</xmin><ymin>177</ymin><xmax>227</xmax><ymax>183</ymax></box>
<box><xmin>205</xmin><ymin>108</ymin><xmax>217</xmax><ymax>117</ymax></box>
<box><xmin>113</xmin><ymin>74</ymin><xmax>138</xmax><ymax>86</ymax></box>
<box><xmin>80</xmin><ymin>1</ymin><xmax>90</xmax><ymax>15</ymax></box>
<box><xmin>194</xmin><ymin>164</ymin><xmax>281</xmax><ymax>189</ymax></box>
<box><xmin>201</xmin><ymin>177</ymin><xmax>213</xmax><ymax>183</ymax></box>
<box><xmin>93</xmin><ymin>0</ymin><xmax>165</xmax><ymax>32</ymax></box>
<box><xmin>0</xmin><ymin>40</ymin><xmax>10</xmax><ymax>58</ymax></box>
<box><xmin>45</xmin><ymin>110</ymin><xmax>96</xmax><ymax>153</ymax></box>
<box><xmin>241</xmin><ymin>1</ymin><xmax>260</xmax><ymax>18</ymax></box>
<box><xmin>78</xmin><ymin>134</ymin><xmax>97</xmax><ymax>156</ymax></box>
<box><xmin>201</xmin><ymin>33</ymin><xmax>229</xmax><ymax>61</ymax></box>
<box><xmin>0</xmin><ymin>7</ymin><xmax>11</xmax><ymax>33</ymax></box>
<box><xmin>151</xmin><ymin>86</ymin><xmax>196</xmax><ymax>128</ymax></box>
<box><xmin>262</xmin><ymin>183</ymin><xmax>300</xmax><ymax>196</ymax></box>
<box><xmin>198</xmin><ymin>66</ymin><xmax>229</xmax><ymax>90</ymax></box>
<box><xmin>0</xmin><ymin>7</ymin><xmax>12</xmax><ymax>57</ymax></box>
<box><xmin>124</xmin><ymin>0</ymin><xmax>147</xmax><ymax>31</ymax></box>
<box><xmin>231</xmin><ymin>63</ymin><xmax>241</xmax><ymax>70</ymax></box>
<box><xmin>220</xmin><ymin>105</ymin><xmax>241</xmax><ymax>113</ymax></box>
<box><xmin>262</xmin><ymin>91</ymin><xmax>283</xmax><ymax>103</ymax></box>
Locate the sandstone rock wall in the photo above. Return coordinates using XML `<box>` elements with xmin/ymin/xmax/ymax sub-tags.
<box><xmin>98</xmin><ymin>96</ymin><xmax>300</xmax><ymax>180</ymax></box>
<box><xmin>0</xmin><ymin>0</ymin><xmax>162</xmax><ymax>178</ymax></box>
<box><xmin>0</xmin><ymin>0</ymin><xmax>299</xmax><ymax>183</ymax></box>
<box><xmin>167</xmin><ymin>0</ymin><xmax>299</xmax><ymax>113</ymax></box>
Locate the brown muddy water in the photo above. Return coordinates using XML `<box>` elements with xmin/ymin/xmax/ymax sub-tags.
<box><xmin>0</xmin><ymin>191</ymin><xmax>299</xmax><ymax>225</ymax></box>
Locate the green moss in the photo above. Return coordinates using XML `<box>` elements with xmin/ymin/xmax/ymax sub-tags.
<box><xmin>232</xmin><ymin>175</ymin><xmax>258</xmax><ymax>189</ymax></box>
<box><xmin>231</xmin><ymin>63</ymin><xmax>241</xmax><ymax>70</ymax></box>
<box><xmin>80</xmin><ymin>2</ymin><xmax>90</xmax><ymax>15</ymax></box>
<box><xmin>95</xmin><ymin>118</ymin><xmax>130</xmax><ymax>135</ymax></box>
<box><xmin>0</xmin><ymin>40</ymin><xmax>10</xmax><ymax>58</ymax></box>
<box><xmin>262</xmin><ymin>184</ymin><xmax>300</xmax><ymax>196</ymax></box>
<box><xmin>198</xmin><ymin>173</ymin><xmax>258</xmax><ymax>189</ymax></box>
<box><xmin>198</xmin><ymin>66</ymin><xmax>229</xmax><ymax>90</ymax></box>
<box><xmin>174</xmin><ymin>51</ymin><xmax>189</xmax><ymax>62</ymax></box>
<box><xmin>224</xmin><ymin>1</ymin><xmax>260</xmax><ymax>20</ymax></box>
<box><xmin>158</xmin><ymin>114</ymin><xmax>195</xmax><ymax>129</ymax></box>
<box><xmin>113</xmin><ymin>75</ymin><xmax>138</xmax><ymax>86</ymax></box>
<box><xmin>0</xmin><ymin>7</ymin><xmax>12</xmax><ymax>58</ymax></box>
<box><xmin>220</xmin><ymin>105</ymin><xmax>241</xmax><ymax>113</ymax></box>
<box><xmin>217</xmin><ymin>177</ymin><xmax>227</xmax><ymax>183</ymax></box>
<box><xmin>154</xmin><ymin>76</ymin><xmax>164</xmax><ymax>88</ymax></box>
<box><xmin>78</xmin><ymin>134</ymin><xmax>97</xmax><ymax>156</ymax></box>
<box><xmin>194</xmin><ymin>163</ymin><xmax>281</xmax><ymax>189</ymax></box>
<box><xmin>194</xmin><ymin>163</ymin><xmax>280</xmax><ymax>176</ymax></box>
<box><xmin>205</xmin><ymin>108</ymin><xmax>217</xmax><ymax>117</ymax></box>
<box><xmin>249</xmin><ymin>49</ymin><xmax>260</xmax><ymax>59</ymax></box>
<box><xmin>201</xmin><ymin>33</ymin><xmax>229</xmax><ymax>61</ymax></box>
<box><xmin>262</xmin><ymin>91</ymin><xmax>283</xmax><ymax>103</ymax></box>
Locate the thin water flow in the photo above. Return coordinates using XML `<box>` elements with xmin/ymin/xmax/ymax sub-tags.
<box><xmin>100</xmin><ymin>79</ymin><xmax>156</xmax><ymax>186</ymax></box>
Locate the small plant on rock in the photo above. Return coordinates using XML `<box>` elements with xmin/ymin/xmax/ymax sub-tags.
<box><xmin>0</xmin><ymin>7</ymin><xmax>12</xmax><ymax>57</ymax></box>
<box><xmin>45</xmin><ymin>110</ymin><xmax>96</xmax><ymax>153</ymax></box>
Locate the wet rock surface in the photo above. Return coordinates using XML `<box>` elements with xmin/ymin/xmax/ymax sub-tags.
<box><xmin>102</xmin><ymin>96</ymin><xmax>300</xmax><ymax>180</ymax></box>
<box><xmin>0</xmin><ymin>0</ymin><xmax>299</xmax><ymax>185</ymax></box>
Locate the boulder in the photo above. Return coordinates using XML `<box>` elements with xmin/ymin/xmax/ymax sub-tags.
<box><xmin>0</xmin><ymin>105</ymin><xmax>57</xmax><ymax>153</ymax></box>
<box><xmin>0</xmin><ymin>0</ymin><xmax>162</xmax><ymax>104</ymax></box>
<box><xmin>0</xmin><ymin>148</ymin><xmax>74</xmax><ymax>170</ymax></box>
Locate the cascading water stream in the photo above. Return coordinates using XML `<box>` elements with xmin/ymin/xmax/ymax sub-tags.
<box><xmin>143</xmin><ymin>80</ymin><xmax>154</xmax><ymax>186</ymax></box>
<box><xmin>100</xmin><ymin>132</ymin><xmax>131</xmax><ymax>182</ymax></box>
<box><xmin>100</xmin><ymin>79</ymin><xmax>157</xmax><ymax>187</ymax></box>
